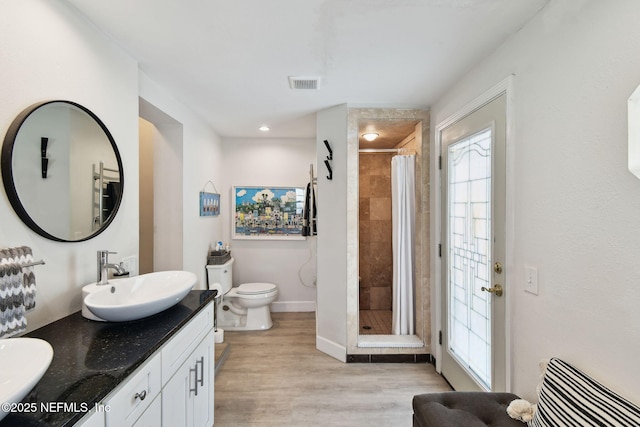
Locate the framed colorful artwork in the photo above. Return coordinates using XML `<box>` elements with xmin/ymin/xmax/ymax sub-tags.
<box><xmin>232</xmin><ymin>186</ymin><xmax>305</xmax><ymax>240</ymax></box>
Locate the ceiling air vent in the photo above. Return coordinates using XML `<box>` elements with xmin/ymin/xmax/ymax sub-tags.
<box><xmin>288</xmin><ymin>76</ymin><xmax>320</xmax><ymax>90</ymax></box>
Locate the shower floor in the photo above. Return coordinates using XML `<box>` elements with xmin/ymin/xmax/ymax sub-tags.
<box><xmin>359</xmin><ymin>309</ymin><xmax>392</xmax><ymax>335</ymax></box>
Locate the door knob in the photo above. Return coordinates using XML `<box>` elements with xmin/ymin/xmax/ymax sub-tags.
<box><xmin>481</xmin><ymin>284</ymin><xmax>503</xmax><ymax>297</ymax></box>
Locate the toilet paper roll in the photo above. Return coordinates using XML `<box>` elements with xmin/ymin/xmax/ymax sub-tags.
<box><xmin>214</xmin><ymin>328</ymin><xmax>224</xmax><ymax>343</ymax></box>
<box><xmin>210</xmin><ymin>282</ymin><xmax>223</xmax><ymax>298</ymax></box>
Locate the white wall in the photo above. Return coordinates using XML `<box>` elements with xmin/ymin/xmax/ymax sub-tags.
<box><xmin>0</xmin><ymin>0</ymin><xmax>139</xmax><ymax>330</ymax></box>
<box><xmin>138</xmin><ymin>118</ymin><xmax>155</xmax><ymax>274</ymax></box>
<box><xmin>315</xmin><ymin>105</ymin><xmax>349</xmax><ymax>361</ymax></box>
<box><xmin>152</xmin><ymin>122</ymin><xmax>183</xmax><ymax>272</ymax></box>
<box><xmin>220</xmin><ymin>137</ymin><xmax>317</xmax><ymax>312</ymax></box>
<box><xmin>431</xmin><ymin>0</ymin><xmax>640</xmax><ymax>402</ymax></box>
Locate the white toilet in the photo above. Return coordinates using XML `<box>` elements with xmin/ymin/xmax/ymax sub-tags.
<box><xmin>206</xmin><ymin>257</ymin><xmax>278</xmax><ymax>331</ymax></box>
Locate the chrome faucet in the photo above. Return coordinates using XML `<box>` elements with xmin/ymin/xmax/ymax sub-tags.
<box><xmin>97</xmin><ymin>250</ymin><xmax>126</xmax><ymax>285</ymax></box>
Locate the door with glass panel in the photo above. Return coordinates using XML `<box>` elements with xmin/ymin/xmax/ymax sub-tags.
<box><xmin>440</xmin><ymin>93</ymin><xmax>507</xmax><ymax>391</ymax></box>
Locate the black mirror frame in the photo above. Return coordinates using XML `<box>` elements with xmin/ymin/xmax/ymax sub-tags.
<box><xmin>1</xmin><ymin>100</ymin><xmax>125</xmax><ymax>242</ymax></box>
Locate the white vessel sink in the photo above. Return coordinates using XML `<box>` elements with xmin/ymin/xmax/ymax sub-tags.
<box><xmin>0</xmin><ymin>338</ymin><xmax>54</xmax><ymax>421</ymax></box>
<box><xmin>83</xmin><ymin>271</ymin><xmax>196</xmax><ymax>322</ymax></box>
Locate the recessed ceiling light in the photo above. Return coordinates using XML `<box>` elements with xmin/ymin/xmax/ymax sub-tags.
<box><xmin>362</xmin><ymin>133</ymin><xmax>379</xmax><ymax>142</ymax></box>
<box><xmin>259</xmin><ymin>126</ymin><xmax>270</xmax><ymax>132</ymax></box>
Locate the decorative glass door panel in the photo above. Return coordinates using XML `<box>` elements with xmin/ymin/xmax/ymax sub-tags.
<box><xmin>447</xmin><ymin>128</ymin><xmax>492</xmax><ymax>389</ymax></box>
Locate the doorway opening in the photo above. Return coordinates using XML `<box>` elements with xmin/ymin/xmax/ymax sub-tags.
<box><xmin>358</xmin><ymin>119</ymin><xmax>419</xmax><ymax>335</ymax></box>
<box><xmin>346</xmin><ymin>108</ymin><xmax>430</xmax><ymax>355</ymax></box>
<box><xmin>138</xmin><ymin>98</ymin><xmax>184</xmax><ymax>274</ymax></box>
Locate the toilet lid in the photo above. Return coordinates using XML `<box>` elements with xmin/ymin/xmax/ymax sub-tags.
<box><xmin>236</xmin><ymin>282</ymin><xmax>276</xmax><ymax>295</ymax></box>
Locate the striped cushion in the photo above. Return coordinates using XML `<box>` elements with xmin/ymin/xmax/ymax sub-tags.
<box><xmin>529</xmin><ymin>358</ymin><xmax>640</xmax><ymax>427</ymax></box>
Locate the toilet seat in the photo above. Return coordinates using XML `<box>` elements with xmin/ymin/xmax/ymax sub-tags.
<box><xmin>235</xmin><ymin>282</ymin><xmax>277</xmax><ymax>295</ymax></box>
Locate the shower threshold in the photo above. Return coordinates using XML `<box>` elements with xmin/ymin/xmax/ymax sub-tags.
<box><xmin>357</xmin><ymin>334</ymin><xmax>423</xmax><ymax>348</ymax></box>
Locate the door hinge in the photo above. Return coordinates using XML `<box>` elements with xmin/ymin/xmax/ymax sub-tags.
<box><xmin>438</xmin><ymin>330</ymin><xmax>443</xmax><ymax>345</ymax></box>
<box><xmin>438</xmin><ymin>155</ymin><xmax>442</xmax><ymax>170</ymax></box>
<box><xmin>438</xmin><ymin>244</ymin><xmax>442</xmax><ymax>257</ymax></box>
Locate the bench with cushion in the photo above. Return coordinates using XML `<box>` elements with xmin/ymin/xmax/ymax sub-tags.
<box><xmin>413</xmin><ymin>358</ymin><xmax>640</xmax><ymax>427</ymax></box>
<box><xmin>412</xmin><ymin>391</ymin><xmax>524</xmax><ymax>427</ymax></box>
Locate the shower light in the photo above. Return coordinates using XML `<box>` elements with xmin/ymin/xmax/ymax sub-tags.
<box><xmin>362</xmin><ymin>133</ymin><xmax>379</xmax><ymax>142</ymax></box>
<box><xmin>259</xmin><ymin>126</ymin><xmax>270</xmax><ymax>132</ymax></box>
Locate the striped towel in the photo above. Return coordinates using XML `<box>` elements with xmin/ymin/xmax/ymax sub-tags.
<box><xmin>0</xmin><ymin>246</ymin><xmax>36</xmax><ymax>311</ymax></box>
<box><xmin>0</xmin><ymin>262</ymin><xmax>27</xmax><ymax>338</ymax></box>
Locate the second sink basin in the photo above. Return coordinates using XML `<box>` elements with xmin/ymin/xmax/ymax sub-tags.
<box><xmin>0</xmin><ymin>338</ymin><xmax>54</xmax><ymax>422</ymax></box>
<box><xmin>83</xmin><ymin>270</ymin><xmax>196</xmax><ymax>322</ymax></box>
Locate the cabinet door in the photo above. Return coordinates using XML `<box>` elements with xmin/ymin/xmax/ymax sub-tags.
<box><xmin>162</xmin><ymin>363</ymin><xmax>189</xmax><ymax>427</ymax></box>
<box><xmin>192</xmin><ymin>331</ymin><xmax>214</xmax><ymax>427</ymax></box>
<box><xmin>162</xmin><ymin>331</ymin><xmax>214</xmax><ymax>427</ymax></box>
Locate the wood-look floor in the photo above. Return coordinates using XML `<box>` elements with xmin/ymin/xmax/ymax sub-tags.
<box><xmin>213</xmin><ymin>312</ymin><xmax>451</xmax><ymax>426</ymax></box>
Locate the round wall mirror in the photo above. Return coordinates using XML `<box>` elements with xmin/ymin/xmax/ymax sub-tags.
<box><xmin>1</xmin><ymin>100</ymin><xmax>124</xmax><ymax>242</ymax></box>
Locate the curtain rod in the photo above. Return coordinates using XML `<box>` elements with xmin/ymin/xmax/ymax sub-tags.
<box><xmin>359</xmin><ymin>148</ymin><xmax>416</xmax><ymax>154</ymax></box>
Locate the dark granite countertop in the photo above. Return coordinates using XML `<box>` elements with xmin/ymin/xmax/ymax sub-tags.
<box><xmin>0</xmin><ymin>290</ymin><xmax>216</xmax><ymax>427</ymax></box>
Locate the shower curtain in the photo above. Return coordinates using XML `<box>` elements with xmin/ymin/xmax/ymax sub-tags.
<box><xmin>391</xmin><ymin>154</ymin><xmax>415</xmax><ymax>335</ymax></box>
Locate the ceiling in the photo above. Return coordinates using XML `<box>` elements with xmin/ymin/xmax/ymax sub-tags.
<box><xmin>63</xmin><ymin>0</ymin><xmax>549</xmax><ymax>139</ymax></box>
<box><xmin>359</xmin><ymin>119</ymin><xmax>420</xmax><ymax>149</ymax></box>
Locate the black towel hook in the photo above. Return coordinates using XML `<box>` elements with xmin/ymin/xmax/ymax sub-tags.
<box><xmin>323</xmin><ymin>139</ymin><xmax>333</xmax><ymax>160</ymax></box>
<box><xmin>323</xmin><ymin>140</ymin><xmax>333</xmax><ymax>180</ymax></box>
<box><xmin>324</xmin><ymin>159</ymin><xmax>333</xmax><ymax>180</ymax></box>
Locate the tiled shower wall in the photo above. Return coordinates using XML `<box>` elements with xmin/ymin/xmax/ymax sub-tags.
<box><xmin>359</xmin><ymin>152</ymin><xmax>394</xmax><ymax>310</ymax></box>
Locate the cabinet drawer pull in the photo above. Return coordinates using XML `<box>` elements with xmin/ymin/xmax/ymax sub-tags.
<box><xmin>196</xmin><ymin>357</ymin><xmax>204</xmax><ymax>387</ymax></box>
<box><xmin>134</xmin><ymin>390</ymin><xmax>147</xmax><ymax>401</ymax></box>
<box><xmin>189</xmin><ymin>366</ymin><xmax>198</xmax><ymax>396</ymax></box>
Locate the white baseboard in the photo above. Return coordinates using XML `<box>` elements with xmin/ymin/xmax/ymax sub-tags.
<box><xmin>271</xmin><ymin>301</ymin><xmax>316</xmax><ymax>312</ymax></box>
<box><xmin>316</xmin><ymin>335</ymin><xmax>346</xmax><ymax>362</ymax></box>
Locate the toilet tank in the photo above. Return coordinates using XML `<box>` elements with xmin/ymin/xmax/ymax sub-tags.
<box><xmin>206</xmin><ymin>257</ymin><xmax>234</xmax><ymax>294</ymax></box>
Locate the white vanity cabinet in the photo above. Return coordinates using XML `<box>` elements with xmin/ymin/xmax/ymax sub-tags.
<box><xmin>75</xmin><ymin>302</ymin><xmax>215</xmax><ymax>427</ymax></box>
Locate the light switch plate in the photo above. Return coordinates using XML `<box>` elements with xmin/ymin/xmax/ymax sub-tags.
<box><xmin>524</xmin><ymin>266</ymin><xmax>538</xmax><ymax>295</ymax></box>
